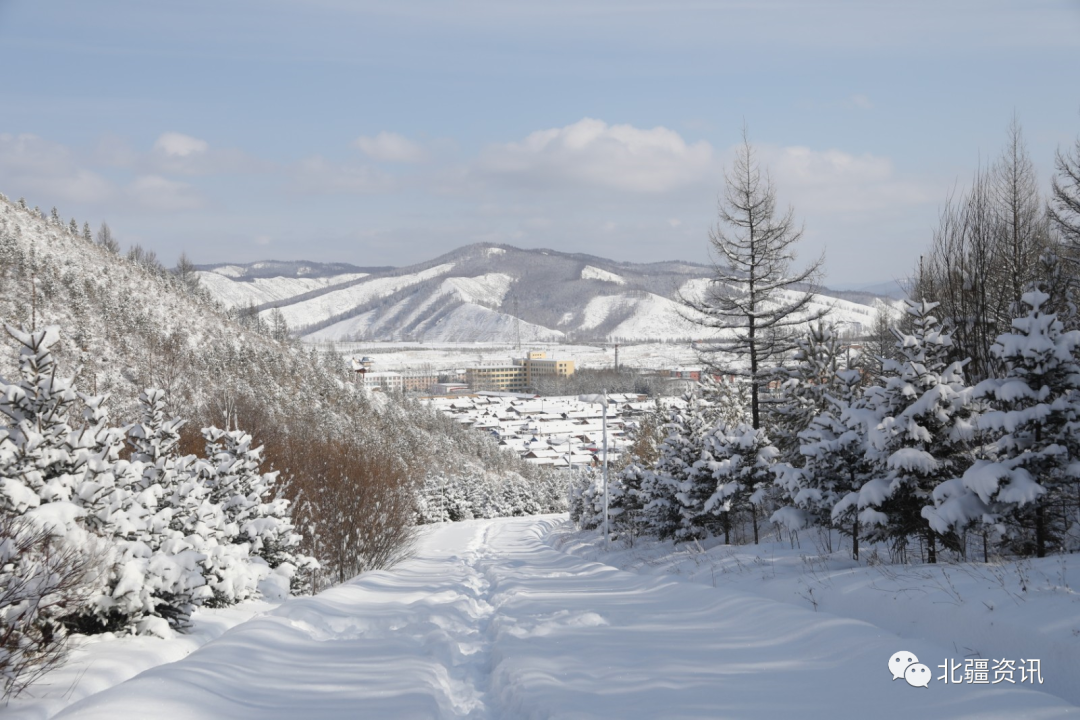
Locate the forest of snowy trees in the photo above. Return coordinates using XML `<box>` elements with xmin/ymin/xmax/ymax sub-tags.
<box><xmin>576</xmin><ymin>121</ymin><xmax>1080</xmax><ymax>566</ymax></box>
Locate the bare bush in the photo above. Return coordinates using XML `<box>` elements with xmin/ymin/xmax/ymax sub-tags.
<box><xmin>0</xmin><ymin>516</ymin><xmax>102</xmax><ymax>699</ymax></box>
<box><xmin>274</xmin><ymin>435</ymin><xmax>420</xmax><ymax>591</ymax></box>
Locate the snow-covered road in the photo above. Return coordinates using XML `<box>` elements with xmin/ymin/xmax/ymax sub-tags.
<box><xmin>50</xmin><ymin>517</ymin><xmax>1079</xmax><ymax>719</ymax></box>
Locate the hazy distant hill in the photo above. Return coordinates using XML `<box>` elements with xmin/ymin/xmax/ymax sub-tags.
<box><xmin>195</xmin><ymin>244</ymin><xmax>898</xmax><ymax>344</ymax></box>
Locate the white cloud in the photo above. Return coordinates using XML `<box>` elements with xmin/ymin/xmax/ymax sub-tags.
<box><xmin>153</xmin><ymin>132</ymin><xmax>209</xmax><ymax>158</ymax></box>
<box><xmin>353</xmin><ymin>132</ymin><xmax>426</xmax><ymax>163</ymax></box>
<box><xmin>477</xmin><ymin>118</ymin><xmax>714</xmax><ymax>193</ymax></box>
<box><xmin>145</xmin><ymin>132</ymin><xmax>270</xmax><ymax>176</ymax></box>
<box><xmin>0</xmin><ymin>133</ymin><xmax>114</xmax><ymax>204</ymax></box>
<box><xmin>759</xmin><ymin>145</ymin><xmax>933</xmax><ymax>213</ymax></box>
<box><xmin>127</xmin><ymin>175</ymin><xmax>205</xmax><ymax>211</ymax></box>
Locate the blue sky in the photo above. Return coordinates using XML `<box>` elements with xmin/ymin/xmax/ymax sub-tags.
<box><xmin>1</xmin><ymin>1</ymin><xmax>1078</xmax><ymax>286</ymax></box>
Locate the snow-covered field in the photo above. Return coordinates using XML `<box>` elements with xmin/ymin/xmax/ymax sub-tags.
<box><xmin>11</xmin><ymin>516</ymin><xmax>1079</xmax><ymax>719</ymax></box>
<box><xmin>551</xmin><ymin>524</ymin><xmax>1080</xmax><ymax>712</ymax></box>
<box><xmin>307</xmin><ymin>341</ymin><xmax>701</xmax><ymax>373</ymax></box>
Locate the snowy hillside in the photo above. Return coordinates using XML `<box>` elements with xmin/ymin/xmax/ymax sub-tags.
<box><xmin>194</xmin><ymin>243</ymin><xmax>898</xmax><ymax>344</ymax></box>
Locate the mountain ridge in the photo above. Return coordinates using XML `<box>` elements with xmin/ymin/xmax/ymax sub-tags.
<box><xmin>194</xmin><ymin>244</ymin><xmax>899</xmax><ymax>344</ymax></box>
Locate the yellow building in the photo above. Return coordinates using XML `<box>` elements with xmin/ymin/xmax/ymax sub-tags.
<box><xmin>522</xmin><ymin>352</ymin><xmax>575</xmax><ymax>386</ymax></box>
<box><xmin>464</xmin><ymin>351</ymin><xmax>575</xmax><ymax>392</ymax></box>
<box><xmin>465</xmin><ymin>363</ymin><xmax>529</xmax><ymax>392</ymax></box>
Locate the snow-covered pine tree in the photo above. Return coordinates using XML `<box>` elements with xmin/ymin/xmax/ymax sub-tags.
<box><xmin>569</xmin><ymin>467</ymin><xmax>606</xmax><ymax>531</ymax></box>
<box><xmin>465</xmin><ymin>471</ymin><xmax>499</xmax><ymax>521</ymax></box>
<box><xmin>67</xmin><ymin>393</ymin><xmax>127</xmax><ymax>534</ymax></box>
<box><xmin>696</xmin><ymin>422</ymin><xmax>777</xmax><ymax>545</ymax></box>
<box><xmin>931</xmin><ymin>290</ymin><xmax>1080</xmax><ymax>557</ymax></box>
<box><xmin>609</xmin><ymin>408</ymin><xmax>664</xmax><ymax>543</ymax></box>
<box><xmin>853</xmin><ymin>300</ymin><xmax>978</xmax><ymax>563</ymax></box>
<box><xmin>610</xmin><ymin>460</ymin><xmax>648</xmax><ymax>543</ymax></box>
<box><xmin>0</xmin><ymin>326</ymin><xmax>103</xmax><ymax>691</ymax></box>
<box><xmin>0</xmin><ymin>325</ymin><xmax>84</xmax><ymax>512</ymax></box>
<box><xmin>125</xmin><ymin>391</ymin><xmax>212</xmax><ymax>630</ymax></box>
<box><xmin>416</xmin><ymin>473</ymin><xmax>452</xmax><ymax>524</ymax></box>
<box><xmin>700</xmin><ymin>374</ymin><xmax>750</xmax><ymax>429</ymax></box>
<box><xmin>641</xmin><ymin>393</ymin><xmax>713</xmax><ymax>540</ymax></box>
<box><xmin>770</xmin><ymin>322</ymin><xmax>844</xmax><ymax>465</ymax></box>
<box><xmin>774</xmin><ymin>369</ymin><xmax>873</xmax><ymax>559</ymax></box>
<box><xmin>127</xmin><ymin>389</ymin><xmax>184</xmax><ymax>472</ymax></box>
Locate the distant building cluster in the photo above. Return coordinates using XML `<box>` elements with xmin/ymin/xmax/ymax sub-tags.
<box><xmin>350</xmin><ymin>351</ymin><xmax>576</xmax><ymax>394</ymax></box>
<box><xmin>427</xmin><ymin>393</ymin><xmax>662</xmax><ymax>469</ymax></box>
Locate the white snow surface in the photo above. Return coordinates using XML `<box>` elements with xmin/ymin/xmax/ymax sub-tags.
<box><xmin>443</xmin><ymin>274</ymin><xmax>514</xmax><ymax>307</ymax></box>
<box><xmin>581</xmin><ymin>265</ymin><xmax>627</xmax><ymax>285</ymax></box>
<box><xmin>194</xmin><ymin>272</ymin><xmax>369</xmax><ymax>309</ymax></box>
<box><xmin>5</xmin><ymin>602</ymin><xmax>276</xmax><ymax>720</ymax></box>
<box><xmin>608</xmin><ymin>293</ymin><xmax>700</xmax><ymax>340</ymax></box>
<box><xmin>29</xmin><ymin>517</ymin><xmax>1080</xmax><ymax>719</ymax></box>
<box><xmin>578</xmin><ymin>295</ymin><xmax>630</xmax><ymax>331</ymax></box>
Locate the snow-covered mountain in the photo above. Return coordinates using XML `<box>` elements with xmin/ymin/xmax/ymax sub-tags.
<box><xmin>196</xmin><ymin>244</ymin><xmax>897</xmax><ymax>343</ymax></box>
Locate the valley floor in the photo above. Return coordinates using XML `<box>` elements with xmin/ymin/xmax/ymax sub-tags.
<box><xmin>7</xmin><ymin>516</ymin><xmax>1080</xmax><ymax>719</ymax></box>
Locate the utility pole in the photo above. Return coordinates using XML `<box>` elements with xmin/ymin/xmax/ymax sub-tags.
<box><xmin>602</xmin><ymin>390</ymin><xmax>609</xmax><ymax>550</ymax></box>
<box><xmin>513</xmin><ymin>296</ymin><xmax>522</xmax><ymax>351</ymax></box>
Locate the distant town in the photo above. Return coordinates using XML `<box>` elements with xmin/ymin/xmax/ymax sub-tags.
<box><xmin>349</xmin><ymin>349</ymin><xmax>702</xmax><ymax>396</ymax></box>
<box><xmin>349</xmin><ymin>350</ymin><xmax>702</xmax><ymax>469</ymax></box>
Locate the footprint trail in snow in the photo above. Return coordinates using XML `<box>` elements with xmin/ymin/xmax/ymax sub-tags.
<box><xmin>52</xmin><ymin>517</ymin><xmax>1080</xmax><ymax>720</ymax></box>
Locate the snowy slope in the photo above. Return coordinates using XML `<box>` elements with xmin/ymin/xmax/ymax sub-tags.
<box><xmin>306</xmin><ymin>302</ymin><xmax>563</xmax><ymax>343</ymax></box>
<box><xmin>444</xmin><ymin>273</ymin><xmax>514</xmax><ymax>306</ymax></box>
<box><xmin>581</xmin><ymin>265</ymin><xmax>626</xmax><ymax>284</ymax></box>
<box><xmin>195</xmin><ymin>271</ymin><xmax>369</xmax><ymax>309</ymax></box>
<box><xmin>606</xmin><ymin>293</ymin><xmax>700</xmax><ymax>340</ymax></box>
<box><xmin>265</xmin><ymin>263</ymin><xmax>456</xmax><ymax>330</ymax></box>
<box><xmin>35</xmin><ymin>516</ymin><xmax>1080</xmax><ymax>720</ymax></box>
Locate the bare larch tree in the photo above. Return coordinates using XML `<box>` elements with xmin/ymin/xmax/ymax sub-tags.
<box><xmin>912</xmin><ymin>117</ymin><xmax>1051</xmax><ymax>382</ymax></box>
<box><xmin>1050</xmin><ymin>130</ymin><xmax>1080</xmax><ymax>248</ymax></box>
<box><xmin>682</xmin><ymin>133</ymin><xmax>825</xmax><ymax>429</ymax></box>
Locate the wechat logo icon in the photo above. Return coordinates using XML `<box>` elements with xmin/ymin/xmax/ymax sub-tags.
<box><xmin>890</xmin><ymin>651</ymin><xmax>931</xmax><ymax>688</ymax></box>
